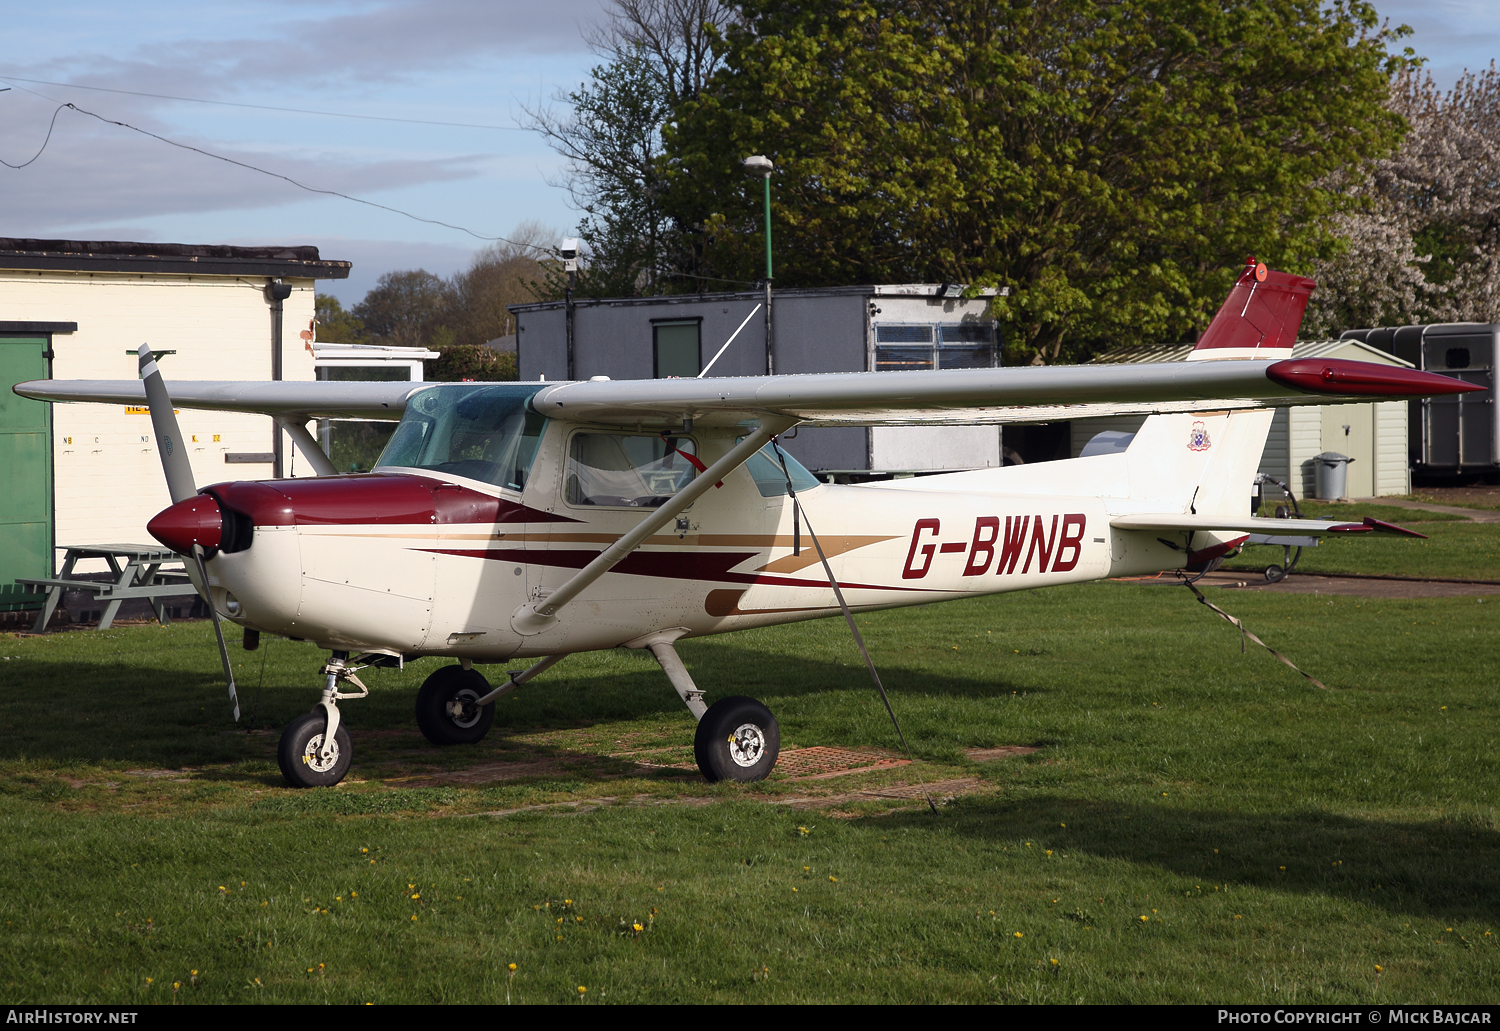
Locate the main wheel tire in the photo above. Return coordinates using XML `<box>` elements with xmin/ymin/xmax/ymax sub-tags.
<box><xmin>415</xmin><ymin>665</ymin><xmax>495</xmax><ymax>746</ymax></box>
<box><xmin>694</xmin><ymin>695</ymin><xmax>780</xmax><ymax>783</ymax></box>
<box><xmin>277</xmin><ymin>710</ymin><xmax>353</xmax><ymax>788</ymax></box>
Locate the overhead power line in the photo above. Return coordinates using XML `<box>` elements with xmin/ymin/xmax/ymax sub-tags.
<box><xmin>0</xmin><ymin>89</ymin><xmax>533</xmax><ymax>247</ymax></box>
<box><xmin>0</xmin><ymin>74</ymin><xmax>533</xmax><ymax>131</ymax></box>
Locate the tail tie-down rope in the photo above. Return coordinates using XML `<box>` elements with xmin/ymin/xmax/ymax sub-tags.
<box><xmin>771</xmin><ymin>437</ymin><xmax>939</xmax><ymax>814</ymax></box>
<box><xmin>1183</xmin><ymin>581</ymin><xmax>1330</xmax><ymax>691</ymax></box>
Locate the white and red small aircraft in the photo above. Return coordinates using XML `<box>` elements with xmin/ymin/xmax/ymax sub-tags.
<box><xmin>16</xmin><ymin>259</ymin><xmax>1480</xmax><ymax>787</ymax></box>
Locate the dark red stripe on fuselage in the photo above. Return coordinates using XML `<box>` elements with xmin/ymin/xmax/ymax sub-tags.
<box><xmin>204</xmin><ymin>474</ymin><xmax>577</xmax><ymax>527</ymax></box>
<box><xmin>419</xmin><ymin>547</ymin><xmax>942</xmax><ymax>593</ymax></box>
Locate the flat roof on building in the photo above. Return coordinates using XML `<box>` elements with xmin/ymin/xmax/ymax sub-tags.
<box><xmin>0</xmin><ymin>238</ymin><xmax>350</xmax><ymax>279</ymax></box>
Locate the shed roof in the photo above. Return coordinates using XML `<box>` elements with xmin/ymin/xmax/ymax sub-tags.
<box><xmin>0</xmin><ymin>238</ymin><xmax>350</xmax><ymax>279</ymax></box>
<box><xmin>1088</xmin><ymin>338</ymin><xmax>1413</xmax><ymax>368</ymax></box>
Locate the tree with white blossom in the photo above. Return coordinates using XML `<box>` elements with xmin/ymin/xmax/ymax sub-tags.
<box><xmin>1306</xmin><ymin>64</ymin><xmax>1500</xmax><ymax>334</ymax></box>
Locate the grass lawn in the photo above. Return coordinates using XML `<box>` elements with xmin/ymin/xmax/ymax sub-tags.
<box><xmin>1</xmin><ymin>571</ymin><xmax>1497</xmax><ymax>1005</ymax></box>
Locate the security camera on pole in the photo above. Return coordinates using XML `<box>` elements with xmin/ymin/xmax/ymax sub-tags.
<box><xmin>742</xmin><ymin>155</ymin><xmax>774</xmax><ymax>375</ymax></box>
<box><xmin>561</xmin><ymin>238</ymin><xmax>580</xmax><ymax>381</ymax></box>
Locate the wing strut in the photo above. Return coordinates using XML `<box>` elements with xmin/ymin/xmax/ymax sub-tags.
<box><xmin>509</xmin><ymin>417</ymin><xmax>797</xmax><ymax>636</ymax></box>
<box><xmin>770</xmin><ymin>438</ymin><xmax>938</xmax><ymax>815</ymax></box>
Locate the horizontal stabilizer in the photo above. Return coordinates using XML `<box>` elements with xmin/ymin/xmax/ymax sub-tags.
<box><xmin>1110</xmin><ymin>513</ymin><xmax>1427</xmax><ymax>539</ymax></box>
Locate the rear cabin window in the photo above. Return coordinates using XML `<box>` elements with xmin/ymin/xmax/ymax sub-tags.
<box><xmin>566</xmin><ymin>434</ymin><xmax>699</xmax><ymax>508</ymax></box>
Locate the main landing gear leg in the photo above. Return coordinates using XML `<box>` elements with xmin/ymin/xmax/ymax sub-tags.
<box><xmin>628</xmin><ymin>631</ymin><xmax>780</xmax><ymax>783</ymax></box>
<box><xmin>276</xmin><ymin>650</ymin><xmax>370</xmax><ymax>788</ymax></box>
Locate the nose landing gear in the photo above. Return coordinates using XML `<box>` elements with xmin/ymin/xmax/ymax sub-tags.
<box><xmin>276</xmin><ymin>651</ymin><xmax>371</xmax><ymax>789</ymax></box>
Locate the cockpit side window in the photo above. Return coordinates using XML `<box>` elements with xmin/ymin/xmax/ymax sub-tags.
<box><xmin>376</xmin><ymin>384</ymin><xmax>547</xmax><ymax>493</ymax></box>
<box><xmin>566</xmin><ymin>433</ymin><xmax>699</xmax><ymax>508</ymax></box>
<box><xmin>743</xmin><ymin>441</ymin><xmax>822</xmax><ymax>498</ymax></box>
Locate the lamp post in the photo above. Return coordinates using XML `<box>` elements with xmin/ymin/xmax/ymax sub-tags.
<box><xmin>742</xmin><ymin>154</ymin><xmax>774</xmax><ymax>375</ymax></box>
<box><xmin>561</xmin><ymin>238</ymin><xmax>580</xmax><ymax>380</ymax></box>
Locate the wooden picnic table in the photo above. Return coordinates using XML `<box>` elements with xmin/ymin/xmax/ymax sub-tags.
<box><xmin>17</xmin><ymin>544</ymin><xmax>201</xmax><ymax>631</ymax></box>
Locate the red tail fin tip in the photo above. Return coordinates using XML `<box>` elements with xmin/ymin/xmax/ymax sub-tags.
<box><xmin>1192</xmin><ymin>258</ymin><xmax>1317</xmax><ymax>358</ymax></box>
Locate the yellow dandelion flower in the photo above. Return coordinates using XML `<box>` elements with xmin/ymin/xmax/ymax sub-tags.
<box><xmin>792</xmin><ymin>887</ymin><xmax>798</xmax><ymax>893</ymax></box>
<box><xmin>410</xmin><ymin>915</ymin><xmax>417</xmax><ymax>921</ymax></box>
<box><xmin>145</xmin><ymin>978</ymin><xmax>152</xmax><ymax>985</ymax></box>
<box><xmin>1045</xmin><ymin>850</ymin><xmax>1053</xmax><ymax>856</ymax></box>
<box><xmin>1014</xmin><ymin>931</ymin><xmax>1023</xmax><ymax>938</ymax></box>
<box><xmin>577</xmin><ymin>986</ymin><xmax>587</xmax><ymax>994</ymax></box>
<box><xmin>1050</xmin><ymin>959</ymin><xmax>1059</xmax><ymax>966</ymax></box>
<box><xmin>564</xmin><ymin>899</ymin><xmax>573</xmax><ymax>905</ymax></box>
<box><xmin>191</xmin><ymin>970</ymin><xmax>198</xmax><ymax>977</ymax></box>
<box><xmin>508</xmin><ymin>963</ymin><xmax>517</xmax><ymax>972</ymax></box>
<box><xmin>829</xmin><ymin>876</ymin><xmax>838</xmax><ymax>883</ymax></box>
<box><xmin>1375</xmin><ymin>965</ymin><xmax>1383</xmax><ymax>973</ymax></box>
<box><xmin>633</xmin><ymin>923</ymin><xmax>643</xmax><ymax>932</ymax></box>
<box><xmin>362</xmin><ymin>848</ymin><xmax>369</xmax><ymax>853</ymax></box>
<box><xmin>1140</xmin><ymin>915</ymin><xmax>1148</xmax><ymax>922</ymax></box>
<box><xmin>1279</xmin><ymin>866</ymin><xmax>1286</xmax><ymax>871</ymax></box>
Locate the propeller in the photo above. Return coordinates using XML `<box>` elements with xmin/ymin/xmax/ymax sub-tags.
<box><xmin>137</xmin><ymin>343</ymin><xmax>240</xmax><ymax>721</ymax></box>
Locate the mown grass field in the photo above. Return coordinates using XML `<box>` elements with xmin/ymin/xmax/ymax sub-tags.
<box><xmin>1</xmin><ymin>534</ymin><xmax>1498</xmax><ymax>1004</ymax></box>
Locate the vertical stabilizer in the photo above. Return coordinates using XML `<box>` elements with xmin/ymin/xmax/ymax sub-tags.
<box><xmin>1187</xmin><ymin>257</ymin><xmax>1317</xmax><ymax>361</ymax></box>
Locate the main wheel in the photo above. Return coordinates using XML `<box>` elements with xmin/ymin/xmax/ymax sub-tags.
<box><xmin>694</xmin><ymin>696</ymin><xmax>780</xmax><ymax>783</ymax></box>
<box><xmin>415</xmin><ymin>665</ymin><xmax>495</xmax><ymax>746</ymax></box>
<box><xmin>277</xmin><ymin>711</ymin><xmax>353</xmax><ymax>788</ymax></box>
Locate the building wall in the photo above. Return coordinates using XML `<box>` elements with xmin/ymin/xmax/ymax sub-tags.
<box><xmin>0</xmin><ymin>271</ymin><xmax>316</xmax><ymax>571</ymax></box>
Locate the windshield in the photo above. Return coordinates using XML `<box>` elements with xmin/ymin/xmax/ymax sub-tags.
<box><xmin>375</xmin><ymin>383</ymin><xmax>547</xmax><ymax>493</ymax></box>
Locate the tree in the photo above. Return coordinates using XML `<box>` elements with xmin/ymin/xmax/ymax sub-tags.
<box><xmin>314</xmin><ymin>294</ymin><xmax>367</xmax><ymax>344</ymax></box>
<box><xmin>526</xmin><ymin>0</ymin><xmax>733</xmax><ymax>295</ymax></box>
<box><xmin>445</xmin><ymin>221</ymin><xmax>557</xmax><ymax>346</ymax></box>
<box><xmin>665</xmin><ymin>0</ymin><xmax>1410</xmax><ymax>363</ymax></box>
<box><xmin>352</xmin><ymin>270</ymin><xmax>453</xmax><ymax>348</ymax></box>
<box><xmin>1304</xmin><ymin>65</ymin><xmax>1500</xmax><ymax>335</ymax></box>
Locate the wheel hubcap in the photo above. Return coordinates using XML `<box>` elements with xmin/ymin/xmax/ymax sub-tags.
<box><xmin>445</xmin><ymin>689</ymin><xmax>483</xmax><ymax>729</ymax></box>
<box><xmin>301</xmin><ymin>733</ymin><xmax>339</xmax><ymax>773</ymax></box>
<box><xmin>728</xmin><ymin>723</ymin><xmax>766</xmax><ymax>768</ymax></box>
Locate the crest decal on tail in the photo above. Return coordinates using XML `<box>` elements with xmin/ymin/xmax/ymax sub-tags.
<box><xmin>1187</xmin><ymin>421</ymin><xmax>1212</xmax><ymax>452</ymax></box>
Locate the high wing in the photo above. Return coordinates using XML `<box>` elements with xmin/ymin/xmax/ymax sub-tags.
<box><xmin>12</xmin><ymin>379</ymin><xmax>422</xmax><ymax>421</ymax></box>
<box><xmin>12</xmin><ymin>356</ymin><xmax>1472</xmax><ymax>427</ymax></box>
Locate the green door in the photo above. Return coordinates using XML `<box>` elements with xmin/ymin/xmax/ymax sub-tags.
<box><xmin>0</xmin><ymin>337</ymin><xmax>52</xmax><ymax>610</ymax></box>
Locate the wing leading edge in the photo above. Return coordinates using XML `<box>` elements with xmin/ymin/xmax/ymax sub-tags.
<box><xmin>14</xmin><ymin>356</ymin><xmax>1478</xmax><ymax>427</ymax></box>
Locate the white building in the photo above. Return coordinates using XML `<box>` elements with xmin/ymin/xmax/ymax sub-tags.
<box><xmin>0</xmin><ymin>238</ymin><xmax>349</xmax><ymax>603</ymax></box>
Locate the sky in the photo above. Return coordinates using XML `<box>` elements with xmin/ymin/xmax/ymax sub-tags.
<box><xmin>2</xmin><ymin>0</ymin><xmax>1498</xmax><ymax>306</ymax></box>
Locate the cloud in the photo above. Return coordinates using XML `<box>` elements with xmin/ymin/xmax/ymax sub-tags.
<box><xmin>6</xmin><ymin>0</ymin><xmax>607</xmax><ymax>101</ymax></box>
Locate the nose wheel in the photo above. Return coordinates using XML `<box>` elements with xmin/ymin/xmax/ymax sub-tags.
<box><xmin>276</xmin><ymin>651</ymin><xmax>370</xmax><ymax>789</ymax></box>
<box><xmin>277</xmin><ymin>711</ymin><xmax>353</xmax><ymax>787</ymax></box>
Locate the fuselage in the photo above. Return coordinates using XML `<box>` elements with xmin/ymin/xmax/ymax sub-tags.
<box><xmin>153</xmin><ymin>420</ymin><xmax>1186</xmax><ymax>662</ymax></box>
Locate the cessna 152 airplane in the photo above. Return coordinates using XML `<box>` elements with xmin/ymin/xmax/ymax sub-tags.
<box><xmin>15</xmin><ymin>259</ymin><xmax>1482</xmax><ymax>788</ymax></box>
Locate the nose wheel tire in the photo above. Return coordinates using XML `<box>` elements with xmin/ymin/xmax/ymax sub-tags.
<box><xmin>415</xmin><ymin>665</ymin><xmax>496</xmax><ymax>746</ymax></box>
<box><xmin>277</xmin><ymin>711</ymin><xmax>353</xmax><ymax>788</ymax></box>
<box><xmin>694</xmin><ymin>696</ymin><xmax>780</xmax><ymax>782</ymax></box>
